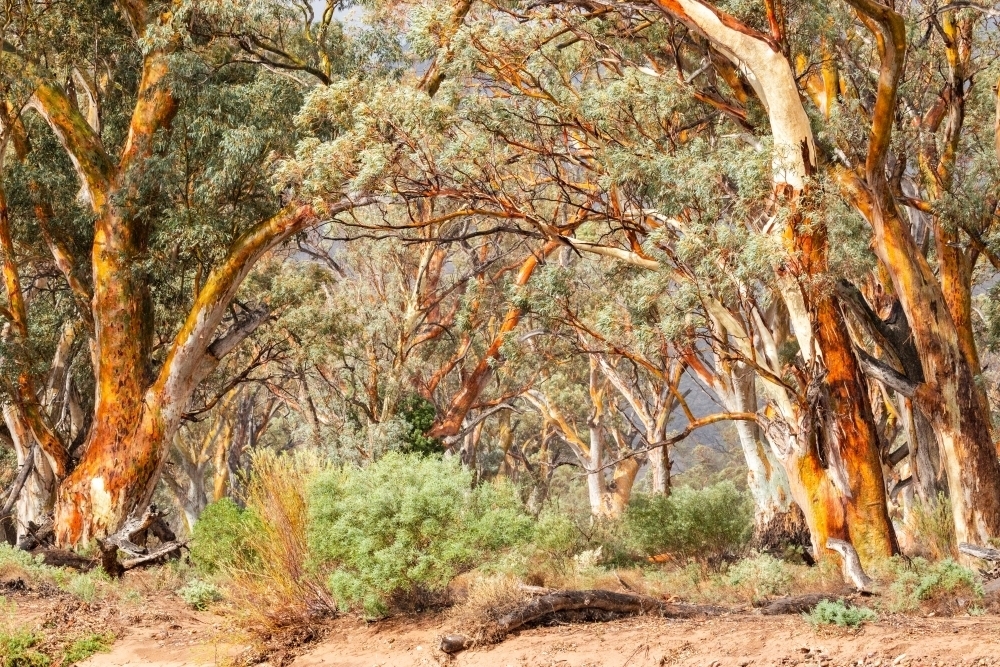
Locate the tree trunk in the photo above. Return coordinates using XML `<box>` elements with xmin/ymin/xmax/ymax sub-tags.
<box><xmin>837</xmin><ymin>0</ymin><xmax>1000</xmax><ymax>554</ymax></box>
<box><xmin>813</xmin><ymin>292</ymin><xmax>899</xmax><ymax>562</ymax></box>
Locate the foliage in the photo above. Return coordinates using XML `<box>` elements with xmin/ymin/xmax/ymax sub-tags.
<box><xmin>178</xmin><ymin>580</ymin><xmax>224</xmax><ymax>610</ymax></box>
<box><xmin>724</xmin><ymin>554</ymin><xmax>793</xmax><ymax>601</ymax></box>
<box><xmin>190</xmin><ymin>498</ymin><xmax>261</xmax><ymax>575</ymax></box>
<box><xmin>882</xmin><ymin>557</ymin><xmax>982</xmax><ymax>613</ymax></box>
<box><xmin>308</xmin><ymin>453</ymin><xmax>533</xmax><ymax>616</ymax></box>
<box><xmin>398</xmin><ymin>394</ymin><xmax>441</xmax><ymax>457</ymax></box>
<box><xmin>0</xmin><ymin>630</ymin><xmax>49</xmax><ymax>667</ymax></box>
<box><xmin>908</xmin><ymin>493</ymin><xmax>958</xmax><ymax>560</ymax></box>
<box><xmin>625</xmin><ymin>483</ymin><xmax>753</xmax><ymax>561</ymax></box>
<box><xmin>805</xmin><ymin>599</ymin><xmax>877</xmax><ymax>628</ymax></box>
<box><xmin>223</xmin><ymin>450</ymin><xmax>332</xmax><ymax>629</ymax></box>
<box><xmin>61</xmin><ymin>633</ymin><xmax>114</xmax><ymax>665</ymax></box>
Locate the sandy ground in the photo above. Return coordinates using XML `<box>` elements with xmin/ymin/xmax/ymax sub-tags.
<box><xmin>73</xmin><ymin>611</ymin><xmax>1000</xmax><ymax>667</ymax></box>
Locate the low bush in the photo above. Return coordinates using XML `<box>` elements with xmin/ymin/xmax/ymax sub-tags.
<box><xmin>308</xmin><ymin>453</ymin><xmax>533</xmax><ymax>617</ymax></box>
<box><xmin>882</xmin><ymin>557</ymin><xmax>982</xmax><ymax>613</ymax></box>
<box><xmin>178</xmin><ymin>580</ymin><xmax>224</xmax><ymax>610</ymax></box>
<box><xmin>806</xmin><ymin>599</ymin><xmax>876</xmax><ymax>628</ymax></box>
<box><xmin>908</xmin><ymin>493</ymin><xmax>957</xmax><ymax>560</ymax></box>
<box><xmin>725</xmin><ymin>553</ymin><xmax>793</xmax><ymax>602</ymax></box>
<box><xmin>189</xmin><ymin>498</ymin><xmax>261</xmax><ymax>575</ymax></box>
<box><xmin>625</xmin><ymin>482</ymin><xmax>753</xmax><ymax>562</ymax></box>
<box><xmin>191</xmin><ymin>450</ymin><xmax>332</xmax><ymax>630</ymax></box>
<box><xmin>62</xmin><ymin>633</ymin><xmax>115</xmax><ymax>664</ymax></box>
<box><xmin>0</xmin><ymin>630</ymin><xmax>49</xmax><ymax>667</ymax></box>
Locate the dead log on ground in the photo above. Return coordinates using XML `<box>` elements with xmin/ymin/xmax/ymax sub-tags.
<box><xmin>758</xmin><ymin>593</ymin><xmax>844</xmax><ymax>615</ymax></box>
<box><xmin>959</xmin><ymin>543</ymin><xmax>1000</xmax><ymax>561</ymax></box>
<box><xmin>30</xmin><ymin>548</ymin><xmax>97</xmax><ymax>571</ymax></box>
<box><xmin>827</xmin><ymin>538</ymin><xmax>873</xmax><ymax>593</ymax></box>
<box><xmin>439</xmin><ymin>589</ymin><xmax>728</xmax><ymax>654</ymax></box>
<box><xmin>98</xmin><ymin>539</ymin><xmax>186</xmax><ymax>578</ymax></box>
<box><xmin>121</xmin><ymin>541</ymin><xmax>186</xmax><ymax>570</ymax></box>
<box><xmin>106</xmin><ymin>505</ymin><xmax>175</xmax><ymax>556</ymax></box>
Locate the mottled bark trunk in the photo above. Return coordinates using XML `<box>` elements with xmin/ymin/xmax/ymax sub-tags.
<box><xmin>727</xmin><ymin>366</ymin><xmax>803</xmax><ymax>548</ymax></box>
<box><xmin>813</xmin><ymin>292</ymin><xmax>898</xmax><ymax>562</ymax></box>
<box><xmin>602</xmin><ymin>458</ymin><xmax>640</xmax><ymax>519</ymax></box>
<box><xmin>3</xmin><ymin>407</ymin><xmax>57</xmax><ymax>540</ymax></box>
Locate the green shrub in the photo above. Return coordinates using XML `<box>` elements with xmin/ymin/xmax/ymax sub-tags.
<box><xmin>308</xmin><ymin>453</ymin><xmax>533</xmax><ymax>616</ymax></box>
<box><xmin>398</xmin><ymin>394</ymin><xmax>441</xmax><ymax>457</ymax></box>
<box><xmin>884</xmin><ymin>557</ymin><xmax>982</xmax><ymax>612</ymax></box>
<box><xmin>725</xmin><ymin>553</ymin><xmax>793</xmax><ymax>601</ymax></box>
<box><xmin>0</xmin><ymin>630</ymin><xmax>49</xmax><ymax>667</ymax></box>
<box><xmin>62</xmin><ymin>633</ymin><xmax>114</xmax><ymax>664</ymax></box>
<box><xmin>64</xmin><ymin>573</ymin><xmax>102</xmax><ymax>602</ymax></box>
<box><xmin>189</xmin><ymin>498</ymin><xmax>260</xmax><ymax>575</ymax></box>
<box><xmin>178</xmin><ymin>579</ymin><xmax>224</xmax><ymax>610</ymax></box>
<box><xmin>806</xmin><ymin>599</ymin><xmax>876</xmax><ymax>628</ymax></box>
<box><xmin>625</xmin><ymin>482</ymin><xmax>753</xmax><ymax>561</ymax></box>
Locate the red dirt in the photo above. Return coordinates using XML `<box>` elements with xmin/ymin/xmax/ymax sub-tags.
<box><xmin>72</xmin><ymin>611</ymin><xmax>1000</xmax><ymax>667</ymax></box>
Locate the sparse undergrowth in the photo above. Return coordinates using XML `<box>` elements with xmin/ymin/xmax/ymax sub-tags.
<box><xmin>806</xmin><ymin>599</ymin><xmax>877</xmax><ymax>628</ymax></box>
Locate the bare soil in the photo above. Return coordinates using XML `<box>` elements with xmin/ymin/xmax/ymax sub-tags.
<box><xmin>63</xmin><ymin>608</ymin><xmax>1000</xmax><ymax>667</ymax></box>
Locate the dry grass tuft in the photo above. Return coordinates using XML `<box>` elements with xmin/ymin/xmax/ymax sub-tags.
<box><xmin>447</xmin><ymin>575</ymin><xmax>531</xmax><ymax>645</ymax></box>
<box><xmin>907</xmin><ymin>493</ymin><xmax>958</xmax><ymax>560</ymax></box>
<box><xmin>224</xmin><ymin>450</ymin><xmax>334</xmax><ymax>633</ymax></box>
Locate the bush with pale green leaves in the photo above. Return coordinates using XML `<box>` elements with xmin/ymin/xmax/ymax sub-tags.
<box><xmin>625</xmin><ymin>482</ymin><xmax>753</xmax><ymax>561</ymax></box>
<box><xmin>806</xmin><ymin>599</ymin><xmax>877</xmax><ymax>628</ymax></box>
<box><xmin>308</xmin><ymin>453</ymin><xmax>534</xmax><ymax>616</ymax></box>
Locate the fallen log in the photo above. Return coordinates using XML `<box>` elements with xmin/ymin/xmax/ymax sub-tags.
<box><xmin>106</xmin><ymin>505</ymin><xmax>175</xmax><ymax>556</ymax></box>
<box><xmin>959</xmin><ymin>543</ymin><xmax>1000</xmax><ymax>562</ymax></box>
<box><xmin>439</xmin><ymin>589</ymin><xmax>728</xmax><ymax>654</ymax></box>
<box><xmin>496</xmin><ymin>589</ymin><xmax>725</xmax><ymax>634</ymax></box>
<box><xmin>121</xmin><ymin>541</ymin><xmax>186</xmax><ymax>570</ymax></box>
<box><xmin>758</xmin><ymin>593</ymin><xmax>843</xmax><ymax>615</ymax></box>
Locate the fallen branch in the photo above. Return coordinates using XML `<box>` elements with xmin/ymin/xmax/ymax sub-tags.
<box><xmin>758</xmin><ymin>593</ymin><xmax>844</xmax><ymax>615</ymax></box>
<box><xmin>121</xmin><ymin>540</ymin><xmax>187</xmax><ymax>570</ymax></box>
<box><xmin>959</xmin><ymin>542</ymin><xmax>1000</xmax><ymax>561</ymax></box>
<box><xmin>440</xmin><ymin>589</ymin><xmax>727</xmax><ymax>654</ymax></box>
<box><xmin>106</xmin><ymin>504</ymin><xmax>176</xmax><ymax>556</ymax></box>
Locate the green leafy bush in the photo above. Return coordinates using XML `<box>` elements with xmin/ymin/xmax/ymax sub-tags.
<box><xmin>883</xmin><ymin>557</ymin><xmax>982</xmax><ymax>613</ymax></box>
<box><xmin>178</xmin><ymin>580</ymin><xmax>224</xmax><ymax>610</ymax></box>
<box><xmin>308</xmin><ymin>453</ymin><xmax>533</xmax><ymax>616</ymax></box>
<box><xmin>725</xmin><ymin>553</ymin><xmax>793</xmax><ymax>601</ymax></box>
<box><xmin>0</xmin><ymin>630</ymin><xmax>49</xmax><ymax>667</ymax></box>
<box><xmin>398</xmin><ymin>394</ymin><xmax>441</xmax><ymax>457</ymax></box>
<box><xmin>625</xmin><ymin>482</ymin><xmax>753</xmax><ymax>561</ymax></box>
<box><xmin>806</xmin><ymin>599</ymin><xmax>876</xmax><ymax>628</ymax></box>
<box><xmin>62</xmin><ymin>633</ymin><xmax>114</xmax><ymax>664</ymax></box>
<box><xmin>189</xmin><ymin>498</ymin><xmax>260</xmax><ymax>575</ymax></box>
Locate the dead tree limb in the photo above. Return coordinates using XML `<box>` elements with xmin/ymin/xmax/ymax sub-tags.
<box><xmin>0</xmin><ymin>445</ymin><xmax>35</xmax><ymax>518</ymax></box>
<box><xmin>758</xmin><ymin>593</ymin><xmax>844</xmax><ymax>615</ymax></box>
<box><xmin>959</xmin><ymin>542</ymin><xmax>1000</xmax><ymax>561</ymax></box>
<box><xmin>827</xmin><ymin>538</ymin><xmax>873</xmax><ymax>592</ymax></box>
<box><xmin>120</xmin><ymin>541</ymin><xmax>186</xmax><ymax>570</ymax></box>
<box><xmin>440</xmin><ymin>590</ymin><xmax>727</xmax><ymax>654</ymax></box>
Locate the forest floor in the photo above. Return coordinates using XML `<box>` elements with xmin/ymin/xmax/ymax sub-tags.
<box><xmin>49</xmin><ymin>598</ymin><xmax>1000</xmax><ymax>667</ymax></box>
<box><xmin>8</xmin><ymin>569</ymin><xmax>1000</xmax><ymax>667</ymax></box>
